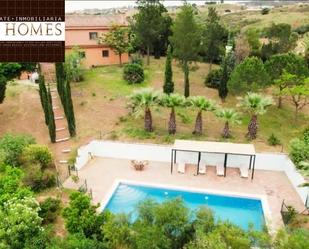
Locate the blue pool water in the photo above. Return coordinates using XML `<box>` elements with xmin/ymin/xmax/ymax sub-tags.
<box><xmin>105</xmin><ymin>183</ymin><xmax>265</xmax><ymax>231</ymax></box>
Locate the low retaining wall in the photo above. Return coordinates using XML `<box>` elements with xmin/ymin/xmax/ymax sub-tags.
<box><xmin>75</xmin><ymin>140</ymin><xmax>308</xmax><ymax>203</ymax></box>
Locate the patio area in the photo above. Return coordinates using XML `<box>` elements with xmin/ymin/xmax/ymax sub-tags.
<box><xmin>64</xmin><ymin>156</ymin><xmax>306</xmax><ymax>229</ymax></box>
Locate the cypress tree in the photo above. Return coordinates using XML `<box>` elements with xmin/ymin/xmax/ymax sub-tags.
<box><xmin>55</xmin><ymin>62</ymin><xmax>76</xmax><ymax>137</ymax></box>
<box><xmin>163</xmin><ymin>45</ymin><xmax>174</xmax><ymax>94</ymax></box>
<box><xmin>0</xmin><ymin>76</ymin><xmax>7</xmax><ymax>104</ymax></box>
<box><xmin>38</xmin><ymin>75</ymin><xmax>49</xmax><ymax>125</ymax></box>
<box><xmin>65</xmin><ymin>81</ymin><xmax>76</xmax><ymax>137</ymax></box>
<box><xmin>47</xmin><ymin>87</ymin><xmax>56</xmax><ymax>143</ymax></box>
<box><xmin>218</xmin><ymin>56</ymin><xmax>229</xmax><ymax>102</ymax></box>
<box><xmin>55</xmin><ymin>62</ymin><xmax>66</xmax><ymax>107</ymax></box>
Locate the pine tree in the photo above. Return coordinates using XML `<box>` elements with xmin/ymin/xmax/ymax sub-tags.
<box><xmin>170</xmin><ymin>3</ymin><xmax>200</xmax><ymax>97</ymax></box>
<box><xmin>218</xmin><ymin>56</ymin><xmax>229</xmax><ymax>102</ymax></box>
<box><xmin>163</xmin><ymin>45</ymin><xmax>174</xmax><ymax>94</ymax></box>
<box><xmin>38</xmin><ymin>75</ymin><xmax>49</xmax><ymax>125</ymax></box>
<box><xmin>65</xmin><ymin>81</ymin><xmax>76</xmax><ymax>137</ymax></box>
<box><xmin>47</xmin><ymin>87</ymin><xmax>56</xmax><ymax>143</ymax></box>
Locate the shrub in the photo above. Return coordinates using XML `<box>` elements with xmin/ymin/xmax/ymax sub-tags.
<box><xmin>0</xmin><ymin>133</ymin><xmax>35</xmax><ymax>167</ymax></box>
<box><xmin>23</xmin><ymin>164</ymin><xmax>55</xmax><ymax>191</ymax></box>
<box><xmin>130</xmin><ymin>55</ymin><xmax>143</xmax><ymax>66</ymax></box>
<box><xmin>303</xmin><ymin>127</ymin><xmax>309</xmax><ymax>145</ymax></box>
<box><xmin>289</xmin><ymin>138</ymin><xmax>309</xmax><ymax>166</ymax></box>
<box><xmin>41</xmin><ymin>170</ymin><xmax>56</xmax><ymax>189</ymax></box>
<box><xmin>0</xmin><ymin>197</ymin><xmax>42</xmax><ymax>249</ymax></box>
<box><xmin>123</xmin><ymin>63</ymin><xmax>144</xmax><ymax>84</ymax></box>
<box><xmin>39</xmin><ymin>197</ymin><xmax>61</xmax><ymax>224</ymax></box>
<box><xmin>293</xmin><ymin>24</ymin><xmax>309</xmax><ymax>35</ymax></box>
<box><xmin>204</xmin><ymin>68</ymin><xmax>222</xmax><ymax>89</ymax></box>
<box><xmin>21</xmin><ymin>144</ymin><xmax>53</xmax><ymax>169</ymax></box>
<box><xmin>261</xmin><ymin>8</ymin><xmax>270</xmax><ymax>15</ymax></box>
<box><xmin>268</xmin><ymin>134</ymin><xmax>281</xmax><ymax>146</ymax></box>
<box><xmin>62</xmin><ymin>192</ymin><xmax>106</xmax><ymax>239</ymax></box>
<box><xmin>22</xmin><ymin>164</ymin><xmax>43</xmax><ymax>191</ymax></box>
<box><xmin>0</xmin><ymin>166</ymin><xmax>33</xmax><ymax>206</ymax></box>
<box><xmin>0</xmin><ymin>149</ymin><xmax>6</xmax><ymax>168</ymax></box>
<box><xmin>281</xmin><ymin>205</ymin><xmax>297</xmax><ymax>225</ymax></box>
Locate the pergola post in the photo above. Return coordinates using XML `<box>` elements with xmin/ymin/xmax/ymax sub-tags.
<box><xmin>249</xmin><ymin>155</ymin><xmax>252</xmax><ymax>170</ymax></box>
<box><xmin>251</xmin><ymin>155</ymin><xmax>256</xmax><ymax>180</ymax></box>
<box><xmin>196</xmin><ymin>152</ymin><xmax>201</xmax><ymax>175</ymax></box>
<box><xmin>170</xmin><ymin>149</ymin><xmax>174</xmax><ymax>174</ymax></box>
<box><xmin>224</xmin><ymin>153</ymin><xmax>228</xmax><ymax>177</ymax></box>
<box><xmin>174</xmin><ymin>150</ymin><xmax>177</xmax><ymax>163</ymax></box>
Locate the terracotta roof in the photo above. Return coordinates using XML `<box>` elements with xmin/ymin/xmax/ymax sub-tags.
<box><xmin>65</xmin><ymin>15</ymin><xmax>128</xmax><ymax>27</ymax></box>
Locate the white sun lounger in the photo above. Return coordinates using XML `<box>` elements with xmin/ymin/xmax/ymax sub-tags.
<box><xmin>239</xmin><ymin>164</ymin><xmax>249</xmax><ymax>178</ymax></box>
<box><xmin>216</xmin><ymin>164</ymin><xmax>225</xmax><ymax>176</ymax></box>
<box><xmin>198</xmin><ymin>160</ymin><xmax>207</xmax><ymax>174</ymax></box>
<box><xmin>177</xmin><ymin>161</ymin><xmax>186</xmax><ymax>174</ymax></box>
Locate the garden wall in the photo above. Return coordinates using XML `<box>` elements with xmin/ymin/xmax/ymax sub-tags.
<box><xmin>74</xmin><ymin>140</ymin><xmax>308</xmax><ymax>203</ymax></box>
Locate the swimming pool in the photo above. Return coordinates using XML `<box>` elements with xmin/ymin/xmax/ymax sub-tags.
<box><xmin>104</xmin><ymin>182</ymin><xmax>265</xmax><ymax>231</ymax></box>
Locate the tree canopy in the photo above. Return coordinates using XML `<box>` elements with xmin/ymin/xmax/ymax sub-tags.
<box><xmin>201</xmin><ymin>7</ymin><xmax>228</xmax><ymax>70</ymax></box>
<box><xmin>265</xmin><ymin>53</ymin><xmax>309</xmax><ymax>82</ymax></box>
<box><xmin>170</xmin><ymin>3</ymin><xmax>201</xmax><ymax>97</ymax></box>
<box><xmin>261</xmin><ymin>23</ymin><xmax>298</xmax><ymax>60</ymax></box>
<box><xmin>100</xmin><ymin>25</ymin><xmax>131</xmax><ymax>66</ymax></box>
<box><xmin>0</xmin><ymin>63</ymin><xmax>22</xmax><ymax>103</ymax></box>
<box><xmin>228</xmin><ymin>57</ymin><xmax>270</xmax><ymax>93</ymax></box>
<box><xmin>132</xmin><ymin>0</ymin><xmax>168</xmax><ymax>65</ymax></box>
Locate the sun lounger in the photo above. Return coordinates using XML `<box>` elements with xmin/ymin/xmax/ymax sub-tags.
<box><xmin>198</xmin><ymin>160</ymin><xmax>207</xmax><ymax>174</ymax></box>
<box><xmin>239</xmin><ymin>165</ymin><xmax>249</xmax><ymax>178</ymax></box>
<box><xmin>177</xmin><ymin>161</ymin><xmax>186</xmax><ymax>174</ymax></box>
<box><xmin>216</xmin><ymin>164</ymin><xmax>224</xmax><ymax>176</ymax></box>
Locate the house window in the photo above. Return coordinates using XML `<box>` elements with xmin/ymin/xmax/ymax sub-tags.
<box><xmin>89</xmin><ymin>32</ymin><xmax>98</xmax><ymax>40</ymax></box>
<box><xmin>102</xmin><ymin>50</ymin><xmax>109</xmax><ymax>58</ymax></box>
<box><xmin>79</xmin><ymin>51</ymin><xmax>86</xmax><ymax>58</ymax></box>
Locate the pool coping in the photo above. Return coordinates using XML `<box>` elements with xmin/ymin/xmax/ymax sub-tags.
<box><xmin>100</xmin><ymin>179</ymin><xmax>273</xmax><ymax>232</ymax></box>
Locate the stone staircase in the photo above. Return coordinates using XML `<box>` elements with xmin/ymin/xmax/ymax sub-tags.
<box><xmin>40</xmin><ymin>63</ymin><xmax>73</xmax><ymax>180</ymax></box>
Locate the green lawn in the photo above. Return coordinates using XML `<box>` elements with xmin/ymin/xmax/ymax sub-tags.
<box><xmin>73</xmin><ymin>57</ymin><xmax>309</xmax><ymax>152</ymax></box>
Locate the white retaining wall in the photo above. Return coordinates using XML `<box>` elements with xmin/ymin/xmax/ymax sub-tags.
<box><xmin>75</xmin><ymin>140</ymin><xmax>308</xmax><ymax>203</ymax></box>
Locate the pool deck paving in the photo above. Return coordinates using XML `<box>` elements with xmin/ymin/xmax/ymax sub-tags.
<box><xmin>63</xmin><ymin>157</ymin><xmax>306</xmax><ymax>230</ymax></box>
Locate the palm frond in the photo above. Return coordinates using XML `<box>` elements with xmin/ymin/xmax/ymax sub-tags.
<box><xmin>127</xmin><ymin>88</ymin><xmax>160</xmax><ymax>117</ymax></box>
<box><xmin>158</xmin><ymin>93</ymin><xmax>186</xmax><ymax>108</ymax></box>
<box><xmin>216</xmin><ymin>108</ymin><xmax>242</xmax><ymax>125</ymax></box>
<box><xmin>238</xmin><ymin>92</ymin><xmax>273</xmax><ymax>115</ymax></box>
<box><xmin>188</xmin><ymin>96</ymin><xmax>217</xmax><ymax>112</ymax></box>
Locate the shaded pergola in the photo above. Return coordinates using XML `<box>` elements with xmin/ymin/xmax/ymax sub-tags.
<box><xmin>170</xmin><ymin>140</ymin><xmax>256</xmax><ymax>179</ymax></box>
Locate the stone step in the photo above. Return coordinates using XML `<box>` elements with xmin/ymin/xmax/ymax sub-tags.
<box><xmin>53</xmin><ymin>106</ymin><xmax>59</xmax><ymax>110</ymax></box>
<box><xmin>52</xmin><ymin>96</ymin><xmax>57</xmax><ymax>99</ymax></box>
<box><xmin>56</xmin><ymin>127</ymin><xmax>66</xmax><ymax>132</ymax></box>
<box><xmin>59</xmin><ymin>160</ymin><xmax>68</xmax><ymax>164</ymax></box>
<box><xmin>50</xmin><ymin>89</ymin><xmax>57</xmax><ymax>92</ymax></box>
<box><xmin>56</xmin><ymin>137</ymin><xmax>70</xmax><ymax>143</ymax></box>
<box><xmin>62</xmin><ymin>149</ymin><xmax>71</xmax><ymax>153</ymax></box>
<box><xmin>55</xmin><ymin>116</ymin><xmax>64</xmax><ymax>120</ymax></box>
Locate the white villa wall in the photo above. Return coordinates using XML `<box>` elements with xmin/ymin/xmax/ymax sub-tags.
<box><xmin>74</xmin><ymin>140</ymin><xmax>308</xmax><ymax>203</ymax></box>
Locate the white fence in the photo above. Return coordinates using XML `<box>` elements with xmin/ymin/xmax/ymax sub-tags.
<box><xmin>75</xmin><ymin>140</ymin><xmax>308</xmax><ymax>203</ymax></box>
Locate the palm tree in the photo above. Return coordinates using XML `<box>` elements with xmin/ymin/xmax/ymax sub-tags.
<box><xmin>158</xmin><ymin>93</ymin><xmax>186</xmax><ymax>134</ymax></box>
<box><xmin>238</xmin><ymin>92</ymin><xmax>273</xmax><ymax>140</ymax></box>
<box><xmin>216</xmin><ymin>108</ymin><xmax>241</xmax><ymax>138</ymax></box>
<box><xmin>127</xmin><ymin>88</ymin><xmax>159</xmax><ymax>132</ymax></box>
<box><xmin>189</xmin><ymin>96</ymin><xmax>216</xmax><ymax>135</ymax></box>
